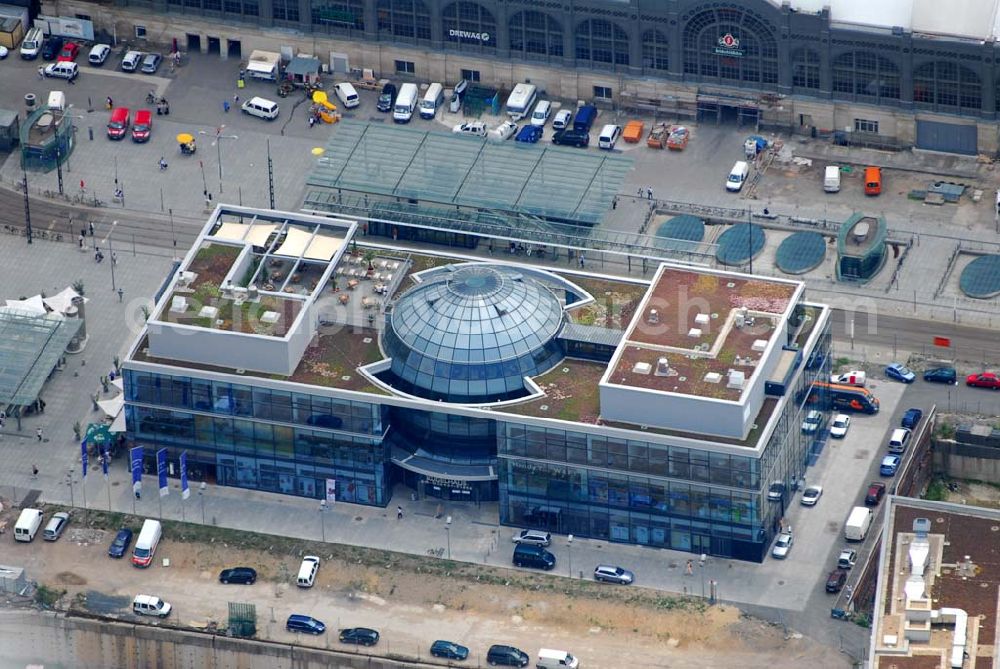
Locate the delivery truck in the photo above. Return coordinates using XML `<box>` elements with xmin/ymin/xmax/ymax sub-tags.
<box><xmin>845</xmin><ymin>506</ymin><xmax>873</xmax><ymax>542</ymax></box>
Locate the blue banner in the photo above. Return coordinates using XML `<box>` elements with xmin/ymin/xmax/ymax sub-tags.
<box><xmin>157</xmin><ymin>448</ymin><xmax>169</xmax><ymax>497</ymax></box>
<box><xmin>180</xmin><ymin>451</ymin><xmax>190</xmax><ymax>500</ymax></box>
<box><xmin>80</xmin><ymin>439</ymin><xmax>88</xmax><ymax>480</ymax></box>
<box><xmin>101</xmin><ymin>447</ymin><xmax>109</xmax><ymax>480</ymax></box>
<box><xmin>130</xmin><ymin>446</ymin><xmax>143</xmax><ymax>496</ymax></box>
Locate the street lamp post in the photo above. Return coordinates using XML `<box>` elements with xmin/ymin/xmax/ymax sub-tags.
<box><xmin>22</xmin><ymin>165</ymin><xmax>32</xmax><ymax>244</ymax></box>
<box><xmin>567</xmin><ymin>534</ymin><xmax>574</xmax><ymax>578</ymax></box>
<box><xmin>108</xmin><ymin>220</ymin><xmax>118</xmax><ymax>291</ymax></box>
<box><xmin>199</xmin><ymin>481</ymin><xmax>207</xmax><ymax>523</ymax></box>
<box><xmin>444</xmin><ymin>515</ymin><xmax>452</xmax><ymax>559</ymax></box>
<box><xmin>699</xmin><ymin>552</ymin><xmax>707</xmax><ymax>598</ymax></box>
<box><xmin>198</xmin><ymin>126</ymin><xmax>238</xmax><ymax>194</ymax></box>
<box><xmin>66</xmin><ymin>468</ymin><xmax>75</xmax><ymax>507</ymax></box>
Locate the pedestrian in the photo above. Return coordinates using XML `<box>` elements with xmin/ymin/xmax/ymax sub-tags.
<box><xmin>106</xmin><ymin>96</ymin><xmax>113</xmax><ymax>110</ymax></box>
<box><xmin>135</xmin><ymin>489</ymin><xmax>141</xmax><ymax>500</ymax></box>
<box><xmin>637</xmin><ymin>186</ymin><xmax>643</xmax><ymax>197</ymax></box>
<box><xmin>111</xmin><ymin>251</ymin><xmax>118</xmax><ymax>265</ymax></box>
<box><xmin>38</xmin><ymin>398</ymin><xmax>45</xmax><ymax>413</ymax></box>
<box><xmin>36</xmin><ymin>427</ymin><xmax>43</xmax><ymax>442</ymax></box>
<box><xmin>647</xmin><ymin>186</ymin><xmax>653</xmax><ymax>200</ymax></box>
<box><xmin>117</xmin><ymin>288</ymin><xmax>124</xmax><ymax>302</ymax></box>
<box><xmin>159</xmin><ymin>157</ymin><xmax>168</xmax><ymax>171</ymax></box>
<box><xmin>223</xmin><ymin>100</ymin><xmax>230</xmax><ymax>113</ymax></box>
<box><xmin>37</xmin><ymin>66</ymin><xmax>45</xmax><ymax>79</ymax></box>
<box><xmin>78</xmin><ymin>233</ymin><xmax>84</xmax><ymax>249</ymax></box>
<box><xmin>396</xmin><ymin>505</ymin><xmax>403</xmax><ymax>520</ymax></box>
<box><xmin>612</xmin><ymin>196</ymin><xmax>617</xmax><ymax>210</ymax></box>
<box><xmin>88</xmin><ymin>221</ymin><xmax>95</xmax><ymax>236</ymax></box>
<box><xmin>579</xmin><ymin>253</ymin><xmax>585</xmax><ymax>269</ymax></box>
<box><xmin>31</xmin><ymin>465</ymin><xmax>38</xmax><ymax>479</ymax></box>
<box><xmin>686</xmin><ymin>559</ymin><xmax>694</xmax><ymax>575</ymax></box>
<box><xmin>308</xmin><ymin>115</ymin><xmax>316</xmax><ymax>128</ymax></box>
<box><xmin>233</xmin><ymin>94</ymin><xmax>240</xmax><ymax>105</ymax></box>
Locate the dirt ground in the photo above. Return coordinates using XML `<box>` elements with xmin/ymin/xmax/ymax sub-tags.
<box><xmin>0</xmin><ymin>504</ymin><xmax>849</xmax><ymax>669</ymax></box>
<box><xmin>937</xmin><ymin>480</ymin><xmax>1000</xmax><ymax>509</ymax></box>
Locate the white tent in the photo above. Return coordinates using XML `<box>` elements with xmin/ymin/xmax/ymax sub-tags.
<box><xmin>43</xmin><ymin>286</ymin><xmax>88</xmax><ymax>314</ymax></box>
<box><xmin>96</xmin><ymin>395</ymin><xmax>124</xmax><ymax>419</ymax></box>
<box><xmin>109</xmin><ymin>412</ymin><xmax>126</xmax><ymax>433</ymax></box>
<box><xmin>4</xmin><ymin>295</ymin><xmax>46</xmax><ymax>315</ymax></box>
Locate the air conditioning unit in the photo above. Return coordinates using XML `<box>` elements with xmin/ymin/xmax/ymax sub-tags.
<box><xmin>177</xmin><ymin>271</ymin><xmax>196</xmax><ymax>287</ymax></box>
<box><xmin>632</xmin><ymin>361</ymin><xmax>652</xmax><ymax>375</ymax></box>
<box><xmin>654</xmin><ymin>357</ymin><xmax>670</xmax><ymax>376</ymax></box>
<box><xmin>647</xmin><ymin>309</ymin><xmax>659</xmax><ymax>324</ymax></box>
<box><xmin>727</xmin><ymin>369</ymin><xmax>746</xmax><ymax>390</ymax></box>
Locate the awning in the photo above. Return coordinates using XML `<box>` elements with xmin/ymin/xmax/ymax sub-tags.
<box><xmin>304</xmin><ymin>234</ymin><xmax>344</xmax><ymax>261</ymax></box>
<box><xmin>43</xmin><ymin>286</ymin><xmax>87</xmax><ymax>314</ymax></box>
<box><xmin>96</xmin><ymin>395</ymin><xmax>123</xmax><ymax>418</ymax></box>
<box><xmin>85</xmin><ymin>422</ymin><xmax>112</xmax><ymax>447</ymax></box>
<box><xmin>5</xmin><ymin>296</ymin><xmax>46</xmax><ymax>315</ymax></box>
<box><xmin>109</xmin><ymin>412</ymin><xmax>126</xmax><ymax>433</ymax></box>
<box><xmin>275</xmin><ymin>227</ymin><xmax>312</xmax><ymax>257</ymax></box>
<box><xmin>111</xmin><ymin>377</ymin><xmax>124</xmax><ymax>392</ymax></box>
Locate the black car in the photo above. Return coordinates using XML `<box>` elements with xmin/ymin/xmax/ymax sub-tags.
<box><xmin>377</xmin><ymin>83</ymin><xmax>397</xmax><ymax>112</ymax></box>
<box><xmin>41</xmin><ymin>36</ymin><xmax>64</xmax><ymax>61</ymax></box>
<box><xmin>551</xmin><ymin>129</ymin><xmax>590</xmax><ymax>148</ymax></box>
<box><xmin>430</xmin><ymin>639</ymin><xmax>469</xmax><ymax>660</ymax></box>
<box><xmin>219</xmin><ymin>567</ymin><xmax>257</xmax><ymax>584</ymax></box>
<box><xmin>924</xmin><ymin>367</ymin><xmax>957</xmax><ymax>384</ymax></box>
<box><xmin>339</xmin><ymin>627</ymin><xmax>379</xmax><ymax>646</ymax></box>
<box><xmin>108</xmin><ymin>528</ymin><xmax>133</xmax><ymax>558</ymax></box>
<box><xmin>486</xmin><ymin>644</ymin><xmax>529</xmax><ymax>667</ymax></box>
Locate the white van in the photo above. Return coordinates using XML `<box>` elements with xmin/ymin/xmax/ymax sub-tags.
<box><xmin>334</xmin><ymin>82</ymin><xmax>360</xmax><ymax>109</ymax></box>
<box><xmin>43</xmin><ymin>62</ymin><xmax>78</xmax><ymax>81</ymax></box>
<box><xmin>88</xmin><ymin>44</ymin><xmax>111</xmax><ymax>66</ymax></box>
<box><xmin>420</xmin><ymin>82</ymin><xmax>444</xmax><ymax>119</ymax></box>
<box><xmin>726</xmin><ymin>160</ymin><xmax>750</xmax><ymax>192</ymax></box>
<box><xmin>121</xmin><ymin>50</ymin><xmax>143</xmax><ymax>72</ymax></box>
<box><xmin>132</xmin><ymin>519</ymin><xmax>162</xmax><ymax>568</ymax></box>
<box><xmin>824</xmin><ymin>165</ymin><xmax>841</xmax><ymax>193</ymax></box>
<box><xmin>14</xmin><ymin>508</ymin><xmax>43</xmax><ymax>542</ymax></box>
<box><xmin>393</xmin><ymin>82</ymin><xmax>419</xmax><ymax>123</ymax></box>
<box><xmin>20</xmin><ymin>27</ymin><xmax>44</xmax><ymax>59</ymax></box>
<box><xmin>132</xmin><ymin>594</ymin><xmax>172</xmax><ymax>617</ymax></box>
<box><xmin>297</xmin><ymin>555</ymin><xmax>320</xmax><ymax>587</ymax></box>
<box><xmin>241</xmin><ymin>96</ymin><xmax>280</xmax><ymax>120</ymax></box>
<box><xmin>598</xmin><ymin>124</ymin><xmax>622</xmax><ymax>150</ymax></box>
<box><xmin>530</xmin><ymin>100</ymin><xmax>551</xmax><ymax>127</ymax></box>
<box><xmin>537</xmin><ymin>648</ymin><xmax>579</xmax><ymax>669</ymax></box>
<box><xmin>505</xmin><ymin>83</ymin><xmax>537</xmax><ymax>121</ymax></box>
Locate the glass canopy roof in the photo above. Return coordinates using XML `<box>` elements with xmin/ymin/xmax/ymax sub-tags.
<box><xmin>0</xmin><ymin>309</ymin><xmax>82</xmax><ymax>407</ymax></box>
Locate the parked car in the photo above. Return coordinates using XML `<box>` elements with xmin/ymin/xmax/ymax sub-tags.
<box><xmin>829</xmin><ymin>414</ymin><xmax>851</xmax><ymax>439</ymax></box>
<box><xmin>0</xmin><ymin>46</ymin><xmax>7</xmax><ymax>59</ymax></box>
<box><xmin>885</xmin><ymin>362</ymin><xmax>916</xmax><ymax>383</ymax></box>
<box><xmin>901</xmin><ymin>408</ymin><xmax>923</xmax><ymax>430</ymax></box>
<box><xmin>107</xmin><ymin>528</ymin><xmax>133</xmax><ymax>558</ymax></box>
<box><xmin>771</xmin><ymin>532</ymin><xmax>793</xmax><ymax>559</ymax></box>
<box><xmin>140</xmin><ymin>52</ymin><xmax>162</xmax><ymax>74</ymax></box>
<box><xmin>830</xmin><ymin>371</ymin><xmax>866</xmax><ymax>387</ymax></box>
<box><xmin>121</xmin><ymin>50</ymin><xmax>142</xmax><ymax>72</ymax></box>
<box><xmin>43</xmin><ymin>61</ymin><xmax>78</xmax><ymax>80</ymax></box>
<box><xmin>376</xmin><ymin>82</ymin><xmax>397</xmax><ymax>112</ymax></box>
<box><xmin>219</xmin><ymin>567</ymin><xmax>257</xmax><ymax>584</ymax></box>
<box><xmin>767</xmin><ymin>481</ymin><xmax>785</xmax><ymax>501</ymax></box>
<box><xmin>452</xmin><ymin>121</ymin><xmax>487</xmax><ymax>137</ymax></box>
<box><xmin>800</xmin><ymin>486</ymin><xmax>823</xmax><ymax>506</ymax></box>
<box><xmin>837</xmin><ymin>548</ymin><xmax>858</xmax><ymax>570</ymax></box>
<box><xmin>430</xmin><ymin>640</ymin><xmax>469</xmax><ymax>660</ymax></box>
<box><xmin>339</xmin><ymin>627</ymin><xmax>379</xmax><ymax>646</ymax></box>
<box><xmin>966</xmin><ymin>372</ymin><xmax>1000</xmax><ymax>389</ymax></box>
<box><xmin>551</xmin><ymin>129</ymin><xmax>590</xmax><ymax>147</ymax></box>
<box><xmin>551</xmin><ymin>109</ymin><xmax>572</xmax><ymax>131</ymax></box>
<box><xmin>511</xmin><ymin>529</ymin><xmax>551</xmax><ymax>546</ymax></box>
<box><xmin>486</xmin><ymin>644</ymin><xmax>530</xmax><ymax>667</ymax></box>
<box><xmin>801</xmin><ymin>410</ymin><xmax>824</xmax><ymax>434</ymax></box>
<box><xmin>880</xmin><ymin>455</ymin><xmax>901</xmax><ymax>476</ymax></box>
<box><xmin>88</xmin><ymin>43</ymin><xmax>111</xmax><ymax>66</ymax></box>
<box><xmin>593</xmin><ymin>564</ymin><xmax>634</xmax><ymax>584</ymax></box>
<box><xmin>490</xmin><ymin>120</ymin><xmax>518</xmax><ymax>141</ymax></box>
<box><xmin>286</xmin><ymin>614</ymin><xmax>325</xmax><ymax>635</ymax></box>
<box><xmin>41</xmin><ymin>36</ymin><xmax>64</xmax><ymax>60</ymax></box>
<box><xmin>825</xmin><ymin>568</ymin><xmax>847</xmax><ymax>593</ymax></box>
<box><xmin>57</xmin><ymin>42</ymin><xmax>80</xmax><ymax>62</ymax></box>
<box><xmin>515</xmin><ymin>124</ymin><xmax>543</xmax><ymax>143</ymax></box>
<box><xmin>43</xmin><ymin>512</ymin><xmax>70</xmax><ymax>541</ymax></box>
<box><xmin>924</xmin><ymin>367</ymin><xmax>957</xmax><ymax>384</ymax></box>
<box><xmin>865</xmin><ymin>482</ymin><xmax>886</xmax><ymax>506</ymax></box>
<box><xmin>887</xmin><ymin>428</ymin><xmax>911</xmax><ymax>454</ymax></box>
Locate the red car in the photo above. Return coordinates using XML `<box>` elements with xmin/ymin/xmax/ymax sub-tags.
<box><xmin>966</xmin><ymin>372</ymin><xmax>1000</xmax><ymax>389</ymax></box>
<box><xmin>865</xmin><ymin>482</ymin><xmax>886</xmax><ymax>506</ymax></box>
<box><xmin>57</xmin><ymin>42</ymin><xmax>80</xmax><ymax>62</ymax></box>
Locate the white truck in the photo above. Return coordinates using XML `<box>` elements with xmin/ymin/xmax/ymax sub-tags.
<box><xmin>845</xmin><ymin>506</ymin><xmax>873</xmax><ymax>542</ymax></box>
<box><xmin>393</xmin><ymin>83</ymin><xmax>418</xmax><ymax>123</ymax></box>
<box><xmin>245</xmin><ymin>50</ymin><xmax>281</xmax><ymax>81</ymax></box>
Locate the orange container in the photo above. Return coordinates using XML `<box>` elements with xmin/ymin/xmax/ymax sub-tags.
<box><xmin>623</xmin><ymin>120</ymin><xmax>644</xmax><ymax>143</ymax></box>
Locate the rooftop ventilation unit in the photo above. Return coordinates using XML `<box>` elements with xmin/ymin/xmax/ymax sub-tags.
<box><xmin>704</xmin><ymin>372</ymin><xmax>722</xmax><ymax>384</ymax></box>
<box><xmin>913</xmin><ymin>517</ymin><xmax>931</xmax><ymax>538</ymax></box>
<box><xmin>727</xmin><ymin>369</ymin><xmax>746</xmax><ymax>390</ymax></box>
<box><xmin>654</xmin><ymin>357</ymin><xmax>670</xmax><ymax>376</ymax></box>
<box><xmin>647</xmin><ymin>309</ymin><xmax>659</xmax><ymax>324</ymax></box>
<box><xmin>694</xmin><ymin>313</ymin><xmax>710</xmax><ymax>327</ymax></box>
<box><xmin>177</xmin><ymin>271</ymin><xmax>196</xmax><ymax>287</ymax></box>
<box><xmin>632</xmin><ymin>361</ymin><xmax>652</xmax><ymax>375</ymax></box>
<box><xmin>752</xmin><ymin>339</ymin><xmax>768</xmax><ymax>352</ymax></box>
<box><xmin>688</xmin><ymin>328</ymin><xmax>702</xmax><ymax>338</ymax></box>
<box><xmin>735</xmin><ymin>309</ymin><xmax>747</xmax><ymax>328</ymax></box>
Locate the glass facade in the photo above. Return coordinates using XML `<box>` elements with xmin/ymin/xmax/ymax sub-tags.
<box><xmin>508</xmin><ymin>10</ymin><xmax>564</xmax><ymax>59</ymax></box>
<box><xmin>125</xmin><ymin>370</ymin><xmax>388</xmax><ymax>505</ymax></box>
<box><xmin>682</xmin><ymin>7</ymin><xmax>779</xmax><ymax>86</ymax></box>
<box><xmin>498</xmin><ymin>319</ymin><xmax>832</xmax><ymax>562</ymax></box>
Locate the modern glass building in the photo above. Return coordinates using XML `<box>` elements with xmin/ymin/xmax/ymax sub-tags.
<box><xmin>60</xmin><ymin>0</ymin><xmax>1000</xmax><ymax>153</ymax></box>
<box><xmin>124</xmin><ymin>206</ymin><xmax>833</xmax><ymax>561</ymax></box>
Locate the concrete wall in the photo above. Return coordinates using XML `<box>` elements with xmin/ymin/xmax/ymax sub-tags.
<box><xmin>933</xmin><ymin>435</ymin><xmax>1000</xmax><ymax>484</ymax></box>
<box><xmin>0</xmin><ymin>608</ymin><xmax>434</xmax><ymax>669</ymax></box>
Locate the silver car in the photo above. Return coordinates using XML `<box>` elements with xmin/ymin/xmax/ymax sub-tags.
<box><xmin>141</xmin><ymin>52</ymin><xmax>162</xmax><ymax>74</ymax></box>
<box><xmin>511</xmin><ymin>529</ymin><xmax>551</xmax><ymax>546</ymax></box>
<box><xmin>771</xmin><ymin>532</ymin><xmax>793</xmax><ymax>559</ymax></box>
<box><xmin>594</xmin><ymin>564</ymin><xmax>634</xmax><ymax>584</ymax></box>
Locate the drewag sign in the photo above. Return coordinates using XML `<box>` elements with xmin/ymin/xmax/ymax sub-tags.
<box><xmin>449</xmin><ymin>29</ymin><xmax>490</xmax><ymax>43</ymax></box>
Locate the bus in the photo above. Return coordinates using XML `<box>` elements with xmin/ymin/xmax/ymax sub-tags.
<box><xmin>808</xmin><ymin>381</ymin><xmax>879</xmax><ymax>414</ymax></box>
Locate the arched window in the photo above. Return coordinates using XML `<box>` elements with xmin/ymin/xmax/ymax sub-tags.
<box><xmin>831</xmin><ymin>51</ymin><xmax>900</xmax><ymax>102</ymax></box>
<box><xmin>682</xmin><ymin>8</ymin><xmax>778</xmax><ymax>85</ymax></box>
<box><xmin>442</xmin><ymin>2</ymin><xmax>496</xmax><ymax>49</ymax></box>
<box><xmin>791</xmin><ymin>48</ymin><xmax>820</xmax><ymax>90</ymax></box>
<box><xmin>642</xmin><ymin>29</ymin><xmax>669</xmax><ymax>71</ymax></box>
<box><xmin>509</xmin><ymin>10</ymin><xmax>563</xmax><ymax>58</ymax></box>
<box><xmin>311</xmin><ymin>0</ymin><xmax>365</xmax><ymax>32</ymax></box>
<box><xmin>913</xmin><ymin>61</ymin><xmax>981</xmax><ymax>111</ymax></box>
<box><xmin>376</xmin><ymin>0</ymin><xmax>431</xmax><ymax>41</ymax></box>
<box><xmin>575</xmin><ymin>19</ymin><xmax>629</xmax><ymax>67</ymax></box>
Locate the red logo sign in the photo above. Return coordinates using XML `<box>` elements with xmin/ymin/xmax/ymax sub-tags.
<box><xmin>718</xmin><ymin>33</ymin><xmax>740</xmax><ymax>49</ymax></box>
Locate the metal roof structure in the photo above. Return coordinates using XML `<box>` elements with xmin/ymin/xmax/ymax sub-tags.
<box><xmin>306</xmin><ymin>120</ymin><xmax>632</xmax><ymax>226</ymax></box>
<box><xmin>558</xmin><ymin>322</ymin><xmax>625</xmax><ymax>349</ymax></box>
<box><xmin>0</xmin><ymin>309</ymin><xmax>82</xmax><ymax>407</ymax></box>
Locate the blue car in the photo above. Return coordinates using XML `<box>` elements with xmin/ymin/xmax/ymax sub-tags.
<box><xmin>430</xmin><ymin>640</ymin><xmax>470</xmax><ymax>660</ymax></box>
<box><xmin>108</xmin><ymin>528</ymin><xmax>133</xmax><ymax>558</ymax></box>
<box><xmin>901</xmin><ymin>408</ymin><xmax>923</xmax><ymax>430</ymax></box>
<box><xmin>885</xmin><ymin>363</ymin><xmax>916</xmax><ymax>383</ymax></box>
<box><xmin>880</xmin><ymin>455</ymin><xmax>901</xmax><ymax>476</ymax></box>
<box><xmin>515</xmin><ymin>125</ymin><xmax>543</xmax><ymax>143</ymax></box>
<box><xmin>286</xmin><ymin>614</ymin><xmax>326</xmax><ymax>635</ymax></box>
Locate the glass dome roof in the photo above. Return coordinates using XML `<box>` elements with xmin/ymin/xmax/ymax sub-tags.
<box><xmin>383</xmin><ymin>264</ymin><xmax>566</xmax><ymax>402</ymax></box>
